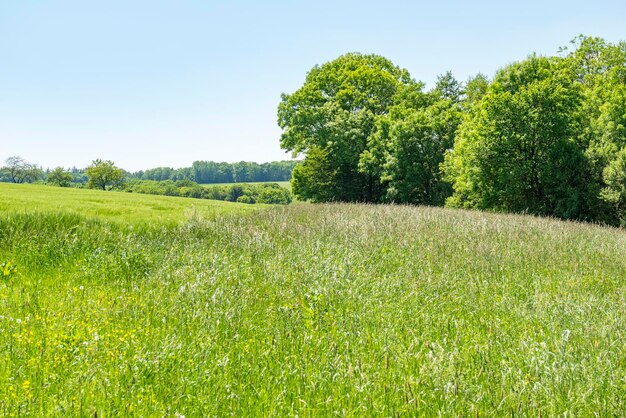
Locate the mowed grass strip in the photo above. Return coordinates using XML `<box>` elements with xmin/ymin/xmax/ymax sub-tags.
<box><xmin>0</xmin><ymin>186</ymin><xmax>625</xmax><ymax>416</ymax></box>
<box><xmin>0</xmin><ymin>183</ymin><xmax>259</xmax><ymax>225</ymax></box>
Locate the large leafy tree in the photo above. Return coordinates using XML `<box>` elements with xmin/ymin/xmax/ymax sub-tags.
<box><xmin>382</xmin><ymin>99</ymin><xmax>462</xmax><ymax>205</ymax></box>
<box><xmin>85</xmin><ymin>159</ymin><xmax>124</xmax><ymax>190</ymax></box>
<box><xmin>562</xmin><ymin>36</ymin><xmax>626</xmax><ymax>224</ymax></box>
<box><xmin>443</xmin><ymin>56</ymin><xmax>592</xmax><ymax>219</ymax></box>
<box><xmin>290</xmin><ymin>146</ymin><xmax>337</xmax><ymax>202</ymax></box>
<box><xmin>278</xmin><ymin>53</ymin><xmax>418</xmax><ymax>202</ymax></box>
<box><xmin>360</xmin><ymin>74</ymin><xmax>462</xmax><ymax>205</ymax></box>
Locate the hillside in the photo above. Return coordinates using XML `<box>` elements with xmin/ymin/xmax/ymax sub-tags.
<box><xmin>0</xmin><ymin>183</ymin><xmax>259</xmax><ymax>225</ymax></box>
<box><xmin>0</xmin><ymin>184</ymin><xmax>625</xmax><ymax>416</ymax></box>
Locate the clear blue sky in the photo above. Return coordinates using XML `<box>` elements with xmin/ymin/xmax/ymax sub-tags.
<box><xmin>1</xmin><ymin>0</ymin><xmax>625</xmax><ymax>171</ymax></box>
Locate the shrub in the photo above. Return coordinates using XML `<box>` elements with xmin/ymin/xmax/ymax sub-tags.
<box><xmin>257</xmin><ymin>187</ymin><xmax>292</xmax><ymax>204</ymax></box>
<box><xmin>236</xmin><ymin>195</ymin><xmax>254</xmax><ymax>204</ymax></box>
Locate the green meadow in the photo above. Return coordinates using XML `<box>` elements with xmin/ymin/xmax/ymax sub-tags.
<box><xmin>0</xmin><ymin>183</ymin><xmax>258</xmax><ymax>226</ymax></box>
<box><xmin>1</xmin><ymin>183</ymin><xmax>625</xmax><ymax>416</ymax></box>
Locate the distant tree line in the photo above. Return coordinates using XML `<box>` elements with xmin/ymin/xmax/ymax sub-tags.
<box><xmin>132</xmin><ymin>160</ymin><xmax>298</xmax><ymax>183</ymax></box>
<box><xmin>1</xmin><ymin>159</ymin><xmax>298</xmax><ymax>188</ymax></box>
<box><xmin>0</xmin><ymin>157</ymin><xmax>90</xmax><ymax>186</ymax></box>
<box><xmin>0</xmin><ymin>158</ymin><xmax>294</xmax><ymax>205</ymax></box>
<box><xmin>0</xmin><ymin>156</ymin><xmax>44</xmax><ymax>184</ymax></box>
<box><xmin>279</xmin><ymin>36</ymin><xmax>626</xmax><ymax>226</ymax></box>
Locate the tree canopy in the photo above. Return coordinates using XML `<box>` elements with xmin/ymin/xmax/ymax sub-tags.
<box><xmin>47</xmin><ymin>167</ymin><xmax>74</xmax><ymax>187</ymax></box>
<box><xmin>443</xmin><ymin>55</ymin><xmax>590</xmax><ymax>219</ymax></box>
<box><xmin>278</xmin><ymin>36</ymin><xmax>626</xmax><ymax>226</ymax></box>
<box><xmin>85</xmin><ymin>159</ymin><xmax>124</xmax><ymax>191</ymax></box>
<box><xmin>278</xmin><ymin>53</ymin><xmax>419</xmax><ymax>202</ymax></box>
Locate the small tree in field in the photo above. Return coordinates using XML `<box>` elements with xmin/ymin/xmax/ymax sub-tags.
<box><xmin>2</xmin><ymin>156</ymin><xmax>43</xmax><ymax>183</ymax></box>
<box><xmin>47</xmin><ymin>167</ymin><xmax>74</xmax><ymax>187</ymax></box>
<box><xmin>85</xmin><ymin>159</ymin><xmax>124</xmax><ymax>190</ymax></box>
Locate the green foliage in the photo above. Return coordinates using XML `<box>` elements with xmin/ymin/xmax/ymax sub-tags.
<box><xmin>139</xmin><ymin>166</ymin><xmax>177</xmax><ymax>181</ymax></box>
<box><xmin>433</xmin><ymin>70</ymin><xmax>463</xmax><ymax>103</ymax></box>
<box><xmin>127</xmin><ymin>179</ymin><xmax>202</xmax><ymax>198</ymax></box>
<box><xmin>69</xmin><ymin>167</ymin><xmax>88</xmax><ymax>185</ymax></box>
<box><xmin>204</xmin><ymin>182</ymin><xmax>292</xmax><ymax>205</ymax></box>
<box><xmin>229</xmin><ymin>184</ymin><xmax>245</xmax><ymax>202</ymax></box>
<box><xmin>46</xmin><ymin>167</ymin><xmax>74</xmax><ymax>187</ymax></box>
<box><xmin>600</xmin><ymin>148</ymin><xmax>626</xmax><ymax>225</ymax></box>
<box><xmin>126</xmin><ymin>179</ymin><xmax>293</xmax><ymax>205</ymax></box>
<box><xmin>444</xmin><ymin>55</ymin><xmax>594</xmax><ymax>219</ymax></box>
<box><xmin>279</xmin><ymin>55</ymin><xmax>471</xmax><ymax>206</ymax></box>
<box><xmin>281</xmin><ymin>37</ymin><xmax>625</xmax><ymax>225</ymax></box>
<box><xmin>191</xmin><ymin>160</ymin><xmax>298</xmax><ymax>183</ymax></box>
<box><xmin>256</xmin><ymin>186</ymin><xmax>292</xmax><ymax>204</ymax></box>
<box><xmin>362</xmin><ymin>84</ymin><xmax>462</xmax><ymax>205</ymax></box>
<box><xmin>569</xmin><ymin>39</ymin><xmax>626</xmax><ymax>224</ymax></box>
<box><xmin>85</xmin><ymin>159</ymin><xmax>124</xmax><ymax>191</ymax></box>
<box><xmin>278</xmin><ymin>53</ymin><xmax>418</xmax><ymax>202</ymax></box>
<box><xmin>441</xmin><ymin>36</ymin><xmax>626</xmax><ymax>224</ymax></box>
<box><xmin>134</xmin><ymin>161</ymin><xmax>298</xmax><ymax>184</ymax></box>
<box><xmin>1</xmin><ymin>156</ymin><xmax>43</xmax><ymax>184</ymax></box>
<box><xmin>463</xmin><ymin>73</ymin><xmax>490</xmax><ymax>107</ymax></box>
<box><xmin>236</xmin><ymin>195</ymin><xmax>254</xmax><ymax>204</ymax></box>
<box><xmin>385</xmin><ymin>102</ymin><xmax>460</xmax><ymax>204</ymax></box>
<box><xmin>291</xmin><ymin>147</ymin><xmax>337</xmax><ymax>202</ymax></box>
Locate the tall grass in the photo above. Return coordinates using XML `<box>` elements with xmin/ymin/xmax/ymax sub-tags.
<box><xmin>0</xmin><ymin>184</ymin><xmax>625</xmax><ymax>416</ymax></box>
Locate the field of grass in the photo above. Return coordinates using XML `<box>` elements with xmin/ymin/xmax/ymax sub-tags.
<box><xmin>0</xmin><ymin>183</ymin><xmax>259</xmax><ymax>225</ymax></box>
<box><xmin>1</xmin><ymin>183</ymin><xmax>625</xmax><ymax>416</ymax></box>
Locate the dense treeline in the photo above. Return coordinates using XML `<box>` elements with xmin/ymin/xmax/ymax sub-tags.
<box><xmin>126</xmin><ymin>179</ymin><xmax>292</xmax><ymax>204</ymax></box>
<box><xmin>279</xmin><ymin>36</ymin><xmax>626</xmax><ymax>226</ymax></box>
<box><xmin>1</xmin><ymin>159</ymin><xmax>298</xmax><ymax>187</ymax></box>
<box><xmin>133</xmin><ymin>160</ymin><xmax>298</xmax><ymax>183</ymax></box>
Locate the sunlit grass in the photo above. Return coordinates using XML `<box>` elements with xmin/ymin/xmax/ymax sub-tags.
<box><xmin>0</xmin><ymin>185</ymin><xmax>624</xmax><ymax>416</ymax></box>
<box><xmin>0</xmin><ymin>183</ymin><xmax>259</xmax><ymax>226</ymax></box>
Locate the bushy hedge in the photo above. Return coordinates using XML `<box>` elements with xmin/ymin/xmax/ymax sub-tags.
<box><xmin>126</xmin><ymin>179</ymin><xmax>292</xmax><ymax>205</ymax></box>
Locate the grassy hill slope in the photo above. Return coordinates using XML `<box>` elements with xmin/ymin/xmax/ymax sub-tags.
<box><xmin>0</xmin><ymin>184</ymin><xmax>624</xmax><ymax>416</ymax></box>
<box><xmin>0</xmin><ymin>183</ymin><xmax>259</xmax><ymax>225</ymax></box>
